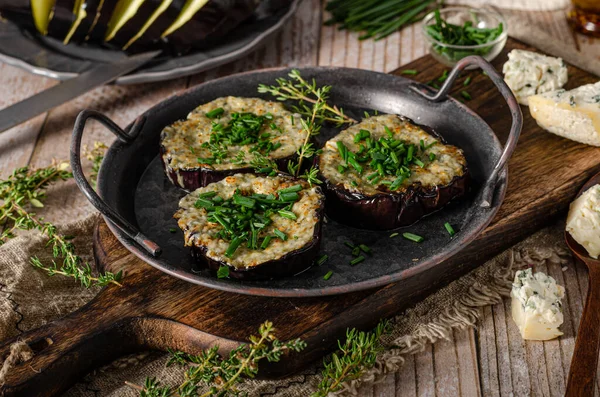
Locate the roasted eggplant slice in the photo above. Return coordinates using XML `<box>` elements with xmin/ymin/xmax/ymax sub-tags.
<box><xmin>160</xmin><ymin>0</ymin><xmax>259</xmax><ymax>54</ymax></box>
<box><xmin>318</xmin><ymin>114</ymin><xmax>469</xmax><ymax>230</ymax></box>
<box><xmin>174</xmin><ymin>173</ymin><xmax>325</xmax><ymax>279</ymax></box>
<box><xmin>122</xmin><ymin>0</ymin><xmax>186</xmax><ymax>50</ymax></box>
<box><xmin>160</xmin><ymin>96</ymin><xmax>305</xmax><ymax>191</ymax></box>
<box><xmin>62</xmin><ymin>0</ymin><xmax>105</xmax><ymax>43</ymax></box>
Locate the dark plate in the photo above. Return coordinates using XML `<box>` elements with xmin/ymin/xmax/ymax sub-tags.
<box><xmin>72</xmin><ymin>64</ymin><xmax>521</xmax><ymax>297</ymax></box>
<box><xmin>0</xmin><ymin>0</ymin><xmax>300</xmax><ymax>85</ymax></box>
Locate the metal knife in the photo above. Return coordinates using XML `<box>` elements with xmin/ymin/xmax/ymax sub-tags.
<box><xmin>0</xmin><ymin>50</ymin><xmax>161</xmax><ymax>133</ymax></box>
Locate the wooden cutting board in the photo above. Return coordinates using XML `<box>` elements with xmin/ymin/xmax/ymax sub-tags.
<box><xmin>2</xmin><ymin>38</ymin><xmax>600</xmax><ymax>397</ymax></box>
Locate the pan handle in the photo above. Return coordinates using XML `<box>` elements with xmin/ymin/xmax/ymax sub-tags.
<box><xmin>70</xmin><ymin>109</ymin><xmax>161</xmax><ymax>257</ymax></box>
<box><xmin>410</xmin><ymin>55</ymin><xmax>523</xmax><ymax>208</ymax></box>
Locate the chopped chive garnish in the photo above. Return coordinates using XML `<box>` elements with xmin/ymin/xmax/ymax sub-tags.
<box><xmin>350</xmin><ymin>180</ymin><xmax>358</xmax><ymax>188</ymax></box>
<box><xmin>190</xmin><ymin>146</ymin><xmax>195</xmax><ymax>154</ymax></box>
<box><xmin>323</xmin><ymin>271</ymin><xmax>333</xmax><ymax>280</ymax></box>
<box><xmin>359</xmin><ymin>244</ymin><xmax>372</xmax><ymax>254</ymax></box>
<box><xmin>225</xmin><ymin>236</ymin><xmax>244</xmax><ymax>257</ymax></box>
<box><xmin>429</xmin><ymin>153</ymin><xmax>436</xmax><ymax>161</ymax></box>
<box><xmin>403</xmin><ymin>232</ymin><xmax>424</xmax><ymax>243</ymax></box>
<box><xmin>414</xmin><ymin>158</ymin><xmax>425</xmax><ymax>168</ymax></box>
<box><xmin>389</xmin><ymin>232</ymin><xmax>399</xmax><ymax>238</ymax></box>
<box><xmin>260</xmin><ymin>235</ymin><xmax>273</xmax><ymax>250</ymax></box>
<box><xmin>198</xmin><ymin>157</ymin><xmax>215</xmax><ymax>165</ymax></box>
<box><xmin>336</xmin><ymin>141</ymin><xmax>347</xmax><ymax>160</ymax></box>
<box><xmin>198</xmin><ymin>191</ymin><xmax>217</xmax><ymax>198</ymax></box>
<box><xmin>194</xmin><ymin>198</ymin><xmax>215</xmax><ymax>209</ymax></box>
<box><xmin>205</xmin><ymin>107</ymin><xmax>225</xmax><ymax>119</ymax></box>
<box><xmin>169</xmin><ymin>228</ymin><xmax>177</xmax><ymax>233</ymax></box>
<box><xmin>350</xmin><ymin>256</ymin><xmax>365</xmax><ymax>266</ymax></box>
<box><xmin>278</xmin><ymin>210</ymin><xmax>297</xmax><ymax>220</ymax></box>
<box><xmin>444</xmin><ymin>222</ymin><xmax>456</xmax><ymax>236</ymax></box>
<box><xmin>338</xmin><ymin>165</ymin><xmax>347</xmax><ymax>174</ymax></box>
<box><xmin>420</xmin><ymin>139</ymin><xmax>425</xmax><ymax>151</ymax></box>
<box><xmin>352</xmin><ymin>246</ymin><xmax>361</xmax><ymax>256</ymax></box>
<box><xmin>317</xmin><ymin>254</ymin><xmax>329</xmax><ymax>266</ymax></box>
<box><xmin>279</xmin><ymin>191</ymin><xmax>299</xmax><ymax>202</ymax></box>
<box><xmin>344</xmin><ymin>241</ymin><xmax>355</xmax><ymax>249</ymax></box>
<box><xmin>461</xmin><ymin>91</ymin><xmax>472</xmax><ymax>101</ymax></box>
<box><xmin>274</xmin><ymin>229</ymin><xmax>287</xmax><ymax>241</ymax></box>
<box><xmin>463</xmin><ymin>76</ymin><xmax>471</xmax><ymax>86</ymax></box>
<box><xmin>217</xmin><ymin>265</ymin><xmax>230</xmax><ymax>279</ymax></box>
<box><xmin>290</xmin><ymin>115</ymin><xmax>294</xmax><ymax>125</ymax></box>
<box><xmin>400</xmin><ymin>69</ymin><xmax>418</xmax><ymax>75</ymax></box>
<box><xmin>438</xmin><ymin>70</ymin><xmax>449</xmax><ymax>82</ymax></box>
<box><xmin>278</xmin><ymin>184</ymin><xmax>302</xmax><ymax>194</ymax></box>
<box><xmin>233</xmin><ymin>194</ymin><xmax>256</xmax><ymax>208</ymax></box>
<box><xmin>426</xmin><ymin>10</ymin><xmax>504</xmax><ymax>63</ymax></box>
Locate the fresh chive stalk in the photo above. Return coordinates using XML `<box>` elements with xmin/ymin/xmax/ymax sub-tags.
<box><xmin>323</xmin><ymin>271</ymin><xmax>333</xmax><ymax>280</ymax></box>
<box><xmin>350</xmin><ymin>256</ymin><xmax>365</xmax><ymax>266</ymax></box>
<box><xmin>444</xmin><ymin>222</ymin><xmax>456</xmax><ymax>236</ymax></box>
<box><xmin>317</xmin><ymin>255</ymin><xmax>329</xmax><ymax>266</ymax></box>
<box><xmin>205</xmin><ymin>107</ymin><xmax>224</xmax><ymax>119</ymax></box>
<box><xmin>402</xmin><ymin>232</ymin><xmax>424</xmax><ymax>243</ymax></box>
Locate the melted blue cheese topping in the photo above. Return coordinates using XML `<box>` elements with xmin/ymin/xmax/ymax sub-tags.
<box><xmin>174</xmin><ymin>173</ymin><xmax>322</xmax><ymax>269</ymax></box>
<box><xmin>161</xmin><ymin>97</ymin><xmax>304</xmax><ymax>171</ymax></box>
<box><xmin>319</xmin><ymin>114</ymin><xmax>467</xmax><ymax>196</ymax></box>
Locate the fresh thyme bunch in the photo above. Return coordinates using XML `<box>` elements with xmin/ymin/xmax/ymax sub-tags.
<box><xmin>258</xmin><ymin>69</ymin><xmax>356</xmax><ymax>126</ymax></box>
<box><xmin>313</xmin><ymin>320</ymin><xmax>390</xmax><ymax>396</ymax></box>
<box><xmin>0</xmin><ymin>160</ymin><xmax>122</xmax><ymax>288</ymax></box>
<box><xmin>129</xmin><ymin>321</ymin><xmax>306</xmax><ymax>397</ymax></box>
<box><xmin>83</xmin><ymin>141</ymin><xmax>108</xmax><ymax>189</ymax></box>
<box><xmin>257</xmin><ymin>69</ymin><xmax>356</xmax><ymax>186</ymax></box>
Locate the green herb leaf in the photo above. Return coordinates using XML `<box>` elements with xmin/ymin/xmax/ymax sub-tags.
<box><xmin>217</xmin><ymin>265</ymin><xmax>230</xmax><ymax>278</ymax></box>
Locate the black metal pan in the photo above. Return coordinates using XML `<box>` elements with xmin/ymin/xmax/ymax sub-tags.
<box><xmin>70</xmin><ymin>56</ymin><xmax>522</xmax><ymax>297</ymax></box>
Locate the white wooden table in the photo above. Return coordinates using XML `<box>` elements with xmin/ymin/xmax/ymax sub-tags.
<box><xmin>1</xmin><ymin>2</ymin><xmax>599</xmax><ymax>395</ymax></box>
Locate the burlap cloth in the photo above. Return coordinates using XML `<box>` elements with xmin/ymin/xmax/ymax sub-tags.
<box><xmin>1</xmin><ymin>2</ymin><xmax>599</xmax><ymax>396</ymax></box>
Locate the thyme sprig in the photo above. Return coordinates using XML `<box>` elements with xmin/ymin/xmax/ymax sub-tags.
<box><xmin>83</xmin><ymin>141</ymin><xmax>108</xmax><ymax>188</ymax></box>
<box><xmin>258</xmin><ymin>69</ymin><xmax>356</xmax><ymax>126</ymax></box>
<box><xmin>0</xmin><ymin>161</ymin><xmax>122</xmax><ymax>288</ymax></box>
<box><xmin>128</xmin><ymin>321</ymin><xmax>306</xmax><ymax>397</ymax></box>
<box><xmin>257</xmin><ymin>69</ymin><xmax>352</xmax><ymax>186</ymax></box>
<box><xmin>312</xmin><ymin>320</ymin><xmax>390</xmax><ymax>397</ymax></box>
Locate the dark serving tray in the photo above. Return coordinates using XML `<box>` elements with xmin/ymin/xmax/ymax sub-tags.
<box><xmin>70</xmin><ymin>60</ymin><xmax>521</xmax><ymax>297</ymax></box>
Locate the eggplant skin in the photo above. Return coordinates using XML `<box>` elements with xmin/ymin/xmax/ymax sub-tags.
<box><xmin>159</xmin><ymin>143</ymin><xmax>298</xmax><ymax>191</ymax></box>
<box><xmin>320</xmin><ymin>169</ymin><xmax>470</xmax><ymax>230</ymax></box>
<box><xmin>317</xmin><ymin>114</ymin><xmax>470</xmax><ymax>230</ymax></box>
<box><xmin>190</xmin><ymin>203</ymin><xmax>324</xmax><ymax>280</ymax></box>
<box><xmin>162</xmin><ymin>0</ymin><xmax>260</xmax><ymax>54</ymax></box>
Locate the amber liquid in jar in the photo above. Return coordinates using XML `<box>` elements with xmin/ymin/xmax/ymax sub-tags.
<box><xmin>569</xmin><ymin>0</ymin><xmax>600</xmax><ymax>37</ymax></box>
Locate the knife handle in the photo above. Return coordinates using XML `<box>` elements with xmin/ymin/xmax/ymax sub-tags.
<box><xmin>566</xmin><ymin>262</ymin><xmax>600</xmax><ymax>397</ymax></box>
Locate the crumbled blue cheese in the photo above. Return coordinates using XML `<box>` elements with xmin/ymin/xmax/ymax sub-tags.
<box><xmin>567</xmin><ymin>184</ymin><xmax>600</xmax><ymax>258</ymax></box>
<box><xmin>511</xmin><ymin>268</ymin><xmax>565</xmax><ymax>340</ymax></box>
<box><xmin>529</xmin><ymin>81</ymin><xmax>600</xmax><ymax>146</ymax></box>
<box><xmin>502</xmin><ymin>49</ymin><xmax>568</xmax><ymax>106</ymax></box>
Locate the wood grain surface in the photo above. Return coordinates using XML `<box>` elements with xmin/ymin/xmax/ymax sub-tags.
<box><xmin>1</xmin><ymin>35</ymin><xmax>600</xmax><ymax>396</ymax></box>
<box><xmin>0</xmin><ymin>2</ymin><xmax>600</xmax><ymax>396</ymax></box>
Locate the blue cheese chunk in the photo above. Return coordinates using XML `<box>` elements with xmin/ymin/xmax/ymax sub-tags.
<box><xmin>511</xmin><ymin>268</ymin><xmax>565</xmax><ymax>341</ymax></box>
<box><xmin>529</xmin><ymin>81</ymin><xmax>600</xmax><ymax>146</ymax></box>
<box><xmin>566</xmin><ymin>184</ymin><xmax>600</xmax><ymax>259</ymax></box>
<box><xmin>502</xmin><ymin>49</ymin><xmax>568</xmax><ymax>106</ymax></box>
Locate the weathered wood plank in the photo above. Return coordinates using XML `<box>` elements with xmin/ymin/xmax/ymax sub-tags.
<box><xmin>396</xmin><ymin>354</ymin><xmax>418</xmax><ymax>397</ymax></box>
<box><xmin>0</xmin><ymin>64</ymin><xmax>55</xmax><ymax>178</ymax></box>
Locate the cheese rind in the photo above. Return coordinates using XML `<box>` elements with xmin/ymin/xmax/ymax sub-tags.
<box><xmin>502</xmin><ymin>49</ymin><xmax>568</xmax><ymax>106</ymax></box>
<box><xmin>566</xmin><ymin>184</ymin><xmax>600</xmax><ymax>259</ymax></box>
<box><xmin>511</xmin><ymin>269</ymin><xmax>565</xmax><ymax>341</ymax></box>
<box><xmin>529</xmin><ymin>81</ymin><xmax>600</xmax><ymax>146</ymax></box>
